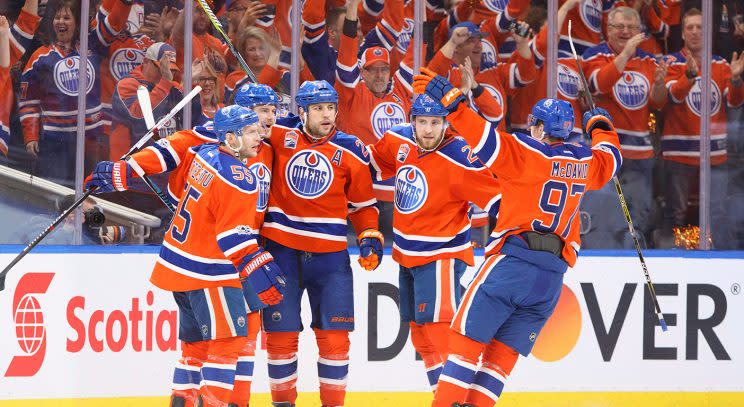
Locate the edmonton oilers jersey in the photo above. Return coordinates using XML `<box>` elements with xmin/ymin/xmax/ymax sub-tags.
<box><xmin>246</xmin><ymin>140</ymin><xmax>274</xmax><ymax>228</ymax></box>
<box><xmin>662</xmin><ymin>52</ymin><xmax>744</xmax><ymax>166</ymax></box>
<box><xmin>368</xmin><ymin>124</ymin><xmax>502</xmax><ymax>268</ymax></box>
<box><xmin>261</xmin><ymin>116</ymin><xmax>379</xmax><ymax>253</ymax></box>
<box><xmin>582</xmin><ymin>42</ymin><xmax>662</xmax><ymax>159</ymax></box>
<box><xmin>150</xmin><ymin>143</ymin><xmax>262</xmax><ymax>292</ymax></box>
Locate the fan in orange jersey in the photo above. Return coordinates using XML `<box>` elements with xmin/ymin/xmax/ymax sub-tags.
<box><xmin>0</xmin><ymin>0</ymin><xmax>40</xmax><ymax>157</ymax></box>
<box><xmin>260</xmin><ymin>80</ymin><xmax>382</xmax><ymax>407</ymax></box>
<box><xmin>427</xmin><ymin>21</ymin><xmax>537</xmax><ymax>132</ymax></box>
<box><xmin>581</xmin><ymin>6</ymin><xmax>667</xmax><ymax>241</ymax></box>
<box><xmin>661</xmin><ymin>8</ymin><xmax>744</xmax><ymax>248</ymax></box>
<box><xmin>413</xmin><ymin>68</ymin><xmax>622</xmax><ymax>407</ymax></box>
<box><xmin>85</xmin><ymin>106</ymin><xmax>285</xmax><ymax>407</ymax></box>
<box><xmin>368</xmin><ymin>94</ymin><xmax>502</xmax><ymax>393</ymax></box>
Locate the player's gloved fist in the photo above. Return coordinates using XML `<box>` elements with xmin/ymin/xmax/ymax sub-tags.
<box><xmin>240</xmin><ymin>249</ymin><xmax>286</xmax><ymax>305</ymax></box>
<box><xmin>357</xmin><ymin>229</ymin><xmax>384</xmax><ymax>271</ymax></box>
<box><xmin>582</xmin><ymin>107</ymin><xmax>615</xmax><ymax>136</ymax></box>
<box><xmin>84</xmin><ymin>160</ymin><xmax>131</xmax><ymax>193</ymax></box>
<box><xmin>413</xmin><ymin>67</ymin><xmax>465</xmax><ymax>112</ymax></box>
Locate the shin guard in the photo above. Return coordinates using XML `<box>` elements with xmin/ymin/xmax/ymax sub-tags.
<box><xmin>266</xmin><ymin>331</ymin><xmax>300</xmax><ymax>404</ymax></box>
<box><xmin>465</xmin><ymin>340</ymin><xmax>518</xmax><ymax>407</ymax></box>
<box><xmin>431</xmin><ymin>332</ymin><xmax>485</xmax><ymax>407</ymax></box>
<box><xmin>314</xmin><ymin>329</ymin><xmax>350</xmax><ymax>407</ymax></box>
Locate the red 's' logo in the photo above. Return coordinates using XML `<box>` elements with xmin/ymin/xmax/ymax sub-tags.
<box><xmin>5</xmin><ymin>273</ymin><xmax>54</xmax><ymax>377</ymax></box>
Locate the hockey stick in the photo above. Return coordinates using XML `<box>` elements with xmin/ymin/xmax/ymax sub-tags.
<box><xmin>0</xmin><ymin>189</ymin><xmax>95</xmax><ymax>291</ymax></box>
<box><xmin>0</xmin><ymin>87</ymin><xmax>201</xmax><ymax>292</ymax></box>
<box><xmin>568</xmin><ymin>20</ymin><xmax>667</xmax><ymax>331</ymax></box>
<box><xmin>195</xmin><ymin>0</ymin><xmax>259</xmax><ymax>84</ymax></box>
<box><xmin>135</xmin><ymin>86</ymin><xmax>177</xmax><ymax>214</ymax></box>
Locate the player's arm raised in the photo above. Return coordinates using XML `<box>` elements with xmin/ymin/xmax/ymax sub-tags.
<box><xmin>583</xmin><ymin>107</ymin><xmax>623</xmax><ymax>190</ymax></box>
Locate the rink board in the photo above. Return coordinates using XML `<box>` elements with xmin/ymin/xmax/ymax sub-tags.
<box><xmin>0</xmin><ymin>247</ymin><xmax>742</xmax><ymax>404</ymax></box>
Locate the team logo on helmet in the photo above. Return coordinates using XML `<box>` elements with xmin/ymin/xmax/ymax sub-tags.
<box><xmin>556</xmin><ymin>63</ymin><xmax>581</xmax><ymax>100</ymax></box>
<box><xmin>480</xmin><ymin>39</ymin><xmax>497</xmax><ymax>69</ymax></box>
<box><xmin>155</xmin><ymin>114</ymin><xmax>177</xmax><ymax>138</ymax></box>
<box><xmin>483</xmin><ymin>0</ymin><xmax>507</xmax><ymax>13</ymax></box>
<box><xmin>371</xmin><ymin>102</ymin><xmax>406</xmax><ymax>139</ymax></box>
<box><xmin>396</xmin><ymin>18</ymin><xmax>415</xmax><ymax>54</ymax></box>
<box><xmin>580</xmin><ymin>0</ymin><xmax>603</xmax><ymax>33</ymax></box>
<box><xmin>482</xmin><ymin>84</ymin><xmax>505</xmax><ymax>122</ymax></box>
<box><xmin>397</xmin><ymin>144</ymin><xmax>410</xmax><ymax>163</ymax></box>
<box><xmin>395</xmin><ymin>165</ymin><xmax>428</xmax><ymax>214</ymax></box>
<box><xmin>110</xmin><ymin>48</ymin><xmax>144</xmax><ymax>81</ymax></box>
<box><xmin>54</xmin><ymin>57</ymin><xmax>96</xmax><ymax>97</ymax></box>
<box><xmin>612</xmin><ymin>71</ymin><xmax>649</xmax><ymax>111</ymax></box>
<box><xmin>249</xmin><ymin>162</ymin><xmax>271</xmax><ymax>212</ymax></box>
<box><xmin>286</xmin><ymin>150</ymin><xmax>334</xmax><ymax>198</ymax></box>
<box><xmin>687</xmin><ymin>78</ymin><xmax>721</xmax><ymax>117</ymax></box>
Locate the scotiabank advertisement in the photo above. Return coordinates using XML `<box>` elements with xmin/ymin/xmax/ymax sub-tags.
<box><xmin>1</xmin><ymin>249</ymin><xmax>743</xmax><ymax>400</ymax></box>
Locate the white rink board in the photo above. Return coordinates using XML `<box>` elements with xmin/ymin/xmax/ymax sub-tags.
<box><xmin>0</xmin><ymin>249</ymin><xmax>742</xmax><ymax>399</ymax></box>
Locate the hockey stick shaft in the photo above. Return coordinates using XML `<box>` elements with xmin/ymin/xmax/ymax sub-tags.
<box><xmin>0</xmin><ymin>190</ymin><xmax>94</xmax><ymax>291</ymax></box>
<box><xmin>568</xmin><ymin>20</ymin><xmax>667</xmax><ymax>331</ymax></box>
<box><xmin>195</xmin><ymin>0</ymin><xmax>259</xmax><ymax>84</ymax></box>
<box><xmin>135</xmin><ymin>86</ymin><xmax>177</xmax><ymax>213</ymax></box>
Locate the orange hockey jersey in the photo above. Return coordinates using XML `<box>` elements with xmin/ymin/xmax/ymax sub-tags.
<box><xmin>446</xmin><ymin>102</ymin><xmax>622</xmax><ymax>267</ymax></box>
<box><xmin>261</xmin><ymin>116</ymin><xmax>378</xmax><ymax>253</ymax></box>
<box><xmin>582</xmin><ymin>42</ymin><xmax>664</xmax><ymax>159</ymax></box>
<box><xmin>246</xmin><ymin>140</ymin><xmax>274</xmax><ymax>227</ymax></box>
<box><xmin>150</xmin><ymin>143</ymin><xmax>262</xmax><ymax>292</ymax></box>
<box><xmin>368</xmin><ymin>124</ymin><xmax>502</xmax><ymax>267</ymax></box>
<box><xmin>662</xmin><ymin>52</ymin><xmax>744</xmax><ymax>166</ymax></box>
<box><xmin>510</xmin><ymin>24</ymin><xmax>584</xmax><ymax>134</ymax></box>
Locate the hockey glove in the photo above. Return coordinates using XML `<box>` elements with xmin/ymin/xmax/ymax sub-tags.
<box><xmin>357</xmin><ymin>229</ymin><xmax>384</xmax><ymax>271</ymax></box>
<box><xmin>412</xmin><ymin>67</ymin><xmax>465</xmax><ymax>113</ymax></box>
<box><xmin>84</xmin><ymin>160</ymin><xmax>131</xmax><ymax>194</ymax></box>
<box><xmin>582</xmin><ymin>107</ymin><xmax>615</xmax><ymax>136</ymax></box>
<box><xmin>240</xmin><ymin>249</ymin><xmax>286</xmax><ymax>305</ymax></box>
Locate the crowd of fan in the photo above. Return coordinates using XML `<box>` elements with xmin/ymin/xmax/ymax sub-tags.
<box><xmin>0</xmin><ymin>0</ymin><xmax>743</xmax><ymax>249</ymax></box>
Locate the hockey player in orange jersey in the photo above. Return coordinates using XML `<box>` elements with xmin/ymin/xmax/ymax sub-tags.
<box><xmin>85</xmin><ymin>106</ymin><xmax>286</xmax><ymax>407</ymax></box>
<box><xmin>367</xmin><ymin>94</ymin><xmax>502</xmax><ymax>393</ymax></box>
<box><xmin>260</xmin><ymin>80</ymin><xmax>382</xmax><ymax>407</ymax></box>
<box><xmin>413</xmin><ymin>69</ymin><xmax>622</xmax><ymax>406</ymax></box>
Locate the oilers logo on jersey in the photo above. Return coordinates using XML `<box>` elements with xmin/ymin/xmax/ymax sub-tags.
<box><xmin>482</xmin><ymin>0</ymin><xmax>507</xmax><ymax>13</ymax></box>
<box><xmin>54</xmin><ymin>57</ymin><xmax>96</xmax><ymax>96</ymax></box>
<box><xmin>580</xmin><ymin>0</ymin><xmax>603</xmax><ymax>33</ymax></box>
<box><xmin>110</xmin><ymin>48</ymin><xmax>145</xmax><ymax>81</ymax></box>
<box><xmin>371</xmin><ymin>102</ymin><xmax>407</xmax><ymax>139</ymax></box>
<box><xmin>395</xmin><ymin>165</ymin><xmax>428</xmax><ymax>214</ymax></box>
<box><xmin>687</xmin><ymin>78</ymin><xmax>722</xmax><ymax>116</ymax></box>
<box><xmin>480</xmin><ymin>39</ymin><xmax>498</xmax><ymax>70</ymax></box>
<box><xmin>250</xmin><ymin>162</ymin><xmax>272</xmax><ymax>212</ymax></box>
<box><xmin>613</xmin><ymin>71</ymin><xmax>650</xmax><ymax>110</ymax></box>
<box><xmin>396</xmin><ymin>18</ymin><xmax>415</xmax><ymax>54</ymax></box>
<box><xmin>285</xmin><ymin>150</ymin><xmax>334</xmax><ymax>198</ymax></box>
<box><xmin>557</xmin><ymin>64</ymin><xmax>581</xmax><ymax>100</ymax></box>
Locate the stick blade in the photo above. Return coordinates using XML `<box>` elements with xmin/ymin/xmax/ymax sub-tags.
<box><xmin>137</xmin><ymin>85</ymin><xmax>156</xmax><ymax>130</ymax></box>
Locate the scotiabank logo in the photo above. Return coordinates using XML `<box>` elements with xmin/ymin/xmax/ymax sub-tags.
<box><xmin>5</xmin><ymin>273</ymin><xmax>55</xmax><ymax>377</ymax></box>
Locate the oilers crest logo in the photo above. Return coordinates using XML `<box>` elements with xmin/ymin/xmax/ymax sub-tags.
<box><xmin>249</xmin><ymin>162</ymin><xmax>271</xmax><ymax>212</ymax></box>
<box><xmin>483</xmin><ymin>0</ymin><xmax>507</xmax><ymax>12</ymax></box>
<box><xmin>482</xmin><ymin>84</ymin><xmax>505</xmax><ymax>122</ymax></box>
<box><xmin>396</xmin><ymin>18</ymin><xmax>415</xmax><ymax>54</ymax></box>
<box><xmin>686</xmin><ymin>78</ymin><xmax>721</xmax><ymax>117</ymax></box>
<box><xmin>480</xmin><ymin>39</ymin><xmax>498</xmax><ymax>70</ymax></box>
<box><xmin>54</xmin><ymin>57</ymin><xmax>96</xmax><ymax>97</ymax></box>
<box><xmin>612</xmin><ymin>71</ymin><xmax>649</xmax><ymax>111</ymax></box>
<box><xmin>395</xmin><ymin>165</ymin><xmax>428</xmax><ymax>214</ymax></box>
<box><xmin>556</xmin><ymin>63</ymin><xmax>581</xmax><ymax>99</ymax></box>
<box><xmin>286</xmin><ymin>150</ymin><xmax>334</xmax><ymax>198</ymax></box>
<box><xmin>580</xmin><ymin>0</ymin><xmax>603</xmax><ymax>33</ymax></box>
<box><xmin>155</xmin><ymin>115</ymin><xmax>178</xmax><ymax>138</ymax></box>
<box><xmin>371</xmin><ymin>102</ymin><xmax>406</xmax><ymax>139</ymax></box>
<box><xmin>110</xmin><ymin>48</ymin><xmax>144</xmax><ymax>81</ymax></box>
